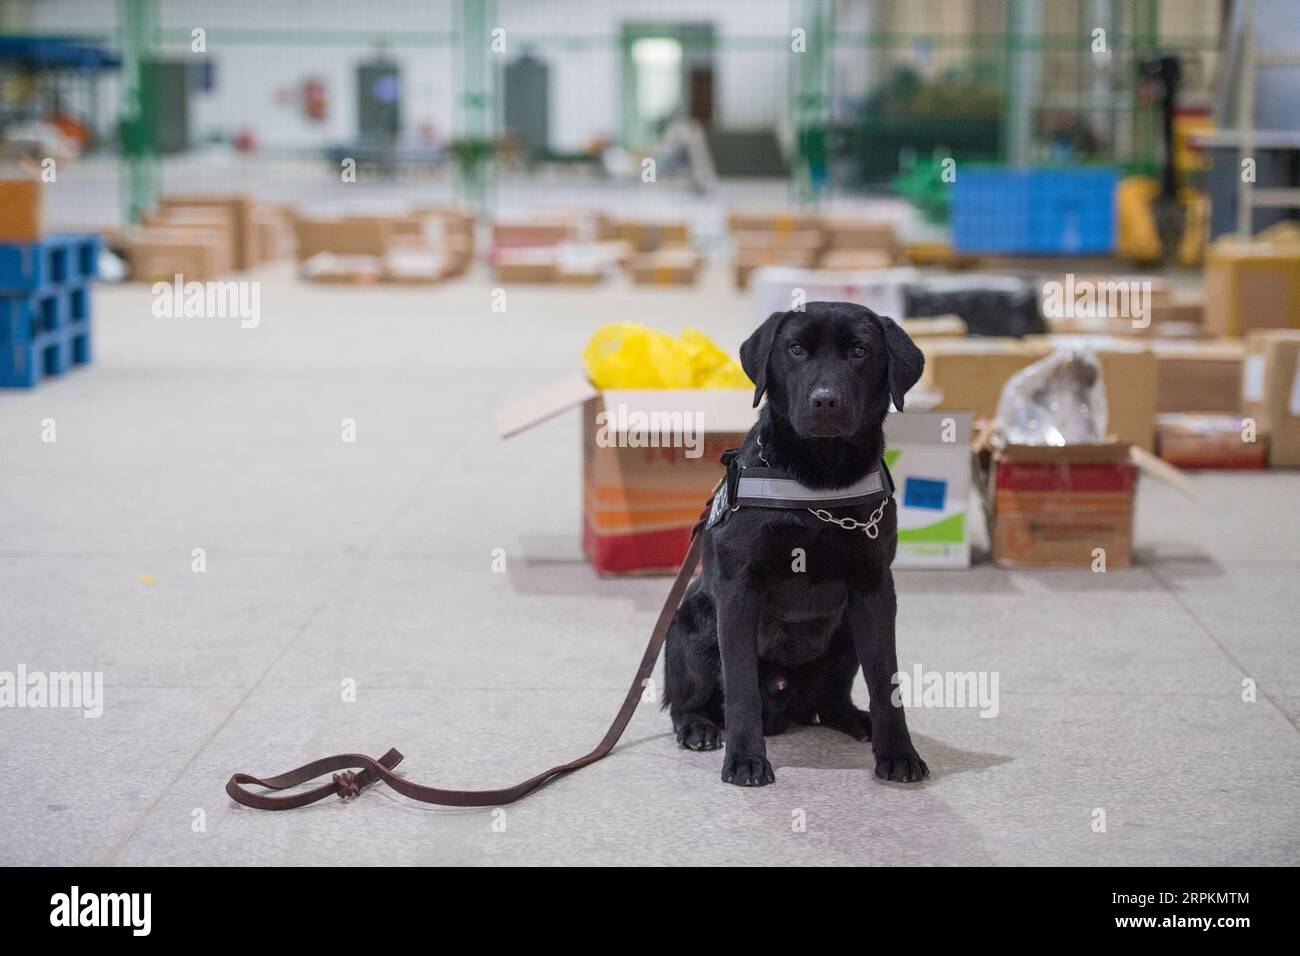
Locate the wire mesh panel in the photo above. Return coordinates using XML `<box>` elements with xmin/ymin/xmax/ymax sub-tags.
<box><xmin>2</xmin><ymin>0</ymin><xmax>1223</xmax><ymax>228</ymax></box>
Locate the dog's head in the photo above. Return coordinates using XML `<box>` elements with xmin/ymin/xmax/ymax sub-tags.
<box><xmin>739</xmin><ymin>302</ymin><xmax>923</xmax><ymax>439</ymax></box>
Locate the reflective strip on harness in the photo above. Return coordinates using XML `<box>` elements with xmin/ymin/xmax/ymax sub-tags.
<box><xmin>734</xmin><ymin>466</ymin><xmax>889</xmax><ymax>510</ymax></box>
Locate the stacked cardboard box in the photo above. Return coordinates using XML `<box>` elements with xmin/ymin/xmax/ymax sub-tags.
<box><xmin>128</xmin><ymin>229</ymin><xmax>230</xmax><ymax>282</ymax></box>
<box><xmin>1152</xmin><ymin>340</ymin><xmax>1245</xmax><ymax>414</ymax></box>
<box><xmin>159</xmin><ymin>195</ymin><xmax>259</xmax><ymax>270</ymax></box>
<box><xmin>612</xmin><ymin>219</ymin><xmax>691</xmax><ymax>253</ymax></box>
<box><xmin>295</xmin><ymin>216</ymin><xmax>391</xmax><ymax>262</ymax></box>
<box><xmin>750</xmin><ymin>265</ymin><xmax>918</xmax><ymax>325</ymax></box>
<box><xmin>498</xmin><ymin>376</ymin><xmax>972</xmax><ymax>574</ymax></box>
<box><xmin>1156</xmin><ymin>414</ymin><xmax>1265</xmax><ymax>469</ymax></box>
<box><xmin>978</xmin><ymin>440</ymin><xmax>1138</xmax><ymax>567</ymax></box>
<box><xmin>732</xmin><ymin>232</ymin><xmax>823</xmax><ymax>290</ymax></box>
<box><xmin>920</xmin><ymin>335</ymin><xmax>1158</xmax><ymax>450</ymax></box>
<box><xmin>728</xmin><ymin>210</ymin><xmax>825</xmax><ymax>290</ymax></box>
<box><xmin>126</xmin><ymin>195</ymin><xmax>296</xmax><ymax>281</ymax></box>
<box><xmin>493</xmin><ymin>242</ymin><xmax>631</xmax><ymax>284</ymax></box>
<box><xmin>820</xmin><ymin>216</ymin><xmax>900</xmax><ymax>263</ymax></box>
<box><xmin>295</xmin><ymin>210</ymin><xmax>470</xmax><ymax>284</ymax></box>
<box><xmin>1243</xmin><ymin>330</ymin><xmax>1300</xmax><ymax>467</ymax></box>
<box><xmin>625</xmin><ymin>248</ymin><xmax>704</xmax><ymax>286</ymax></box>
<box><xmin>1204</xmin><ymin>236</ymin><xmax>1300</xmax><ymax>337</ymax></box>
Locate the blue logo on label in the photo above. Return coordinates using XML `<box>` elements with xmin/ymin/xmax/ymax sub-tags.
<box><xmin>903</xmin><ymin>477</ymin><xmax>947</xmax><ymax>511</ymax></box>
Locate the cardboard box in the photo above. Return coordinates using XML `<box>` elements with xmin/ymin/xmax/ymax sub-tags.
<box><xmin>382</xmin><ymin>248</ymin><xmax>449</xmax><ymax>284</ymax></box>
<box><xmin>497</xmin><ymin>376</ymin><xmax>752</xmax><ymax>574</ymax></box>
<box><xmin>613</xmin><ymin>220</ymin><xmax>690</xmax><ymax>253</ymax></box>
<box><xmin>818</xmin><ymin>249</ymin><xmax>894</xmax><ymax>272</ymax></box>
<box><xmin>821</xmin><ymin>218</ymin><xmax>899</xmax><ymax>259</ymax></box>
<box><xmin>922</xmin><ymin>337</ymin><xmax>1157</xmax><ymax>450</ymax></box>
<box><xmin>493</xmin><ymin>247</ymin><xmax>559</xmax><ymax>283</ymax></box>
<box><xmin>898</xmin><ymin>314</ymin><xmax>968</xmax><ymax>339</ymax></box>
<box><xmin>726</xmin><ymin>210</ymin><xmax>823</xmax><ymax>235</ymax></box>
<box><xmin>294</xmin><ymin>217</ymin><xmax>392</xmax><ymax>261</ymax></box>
<box><xmin>1156</xmin><ymin>413</ymin><xmax>1265</xmax><ymax>469</ymax></box>
<box><xmin>300</xmin><ymin>253</ymin><xmax>384</xmax><ymax>284</ymax></box>
<box><xmin>980</xmin><ymin>441</ymin><xmax>1137</xmax><ymax>567</ymax></box>
<box><xmin>491</xmin><ymin>220</ymin><xmax>579</xmax><ymax>249</ymax></box>
<box><xmin>750</xmin><ymin>266</ymin><xmax>918</xmax><ymax>326</ymax></box>
<box><xmin>886</xmin><ymin>411</ymin><xmax>972</xmax><ymax>568</ymax></box>
<box><xmin>1242</xmin><ymin>330</ymin><xmax>1300</xmax><ymax>467</ymax></box>
<box><xmin>1204</xmin><ymin>238</ymin><xmax>1300</xmax><ymax>337</ymax></box>
<box><xmin>0</xmin><ymin>178</ymin><xmax>43</xmax><ymax>242</ymax></box>
<box><xmin>903</xmin><ymin>241</ymin><xmax>982</xmax><ymax>268</ymax></box>
<box><xmin>626</xmin><ymin>249</ymin><xmax>702</xmax><ymax>286</ymax></box>
<box><xmin>141</xmin><ymin>209</ymin><xmax>234</xmax><ymax>275</ymax></box>
<box><xmin>919</xmin><ymin>338</ymin><xmax>1037</xmax><ymax>422</ymax></box>
<box><xmin>127</xmin><ymin>228</ymin><xmax>228</xmax><ymax>282</ymax></box>
<box><xmin>732</xmin><ymin>230</ymin><xmax>824</xmax><ymax>253</ymax></box>
<box><xmin>160</xmin><ymin>195</ymin><xmax>258</xmax><ymax>269</ymax></box>
<box><xmin>1153</xmin><ymin>340</ymin><xmax>1245</xmax><ymax>413</ymax></box>
<box><xmin>498</xmin><ymin>378</ymin><xmax>971</xmax><ymax>573</ymax></box>
<box><xmin>733</xmin><ymin>247</ymin><xmax>819</xmax><ymax>290</ymax></box>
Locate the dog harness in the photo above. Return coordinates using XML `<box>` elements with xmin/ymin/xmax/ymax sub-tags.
<box><xmin>706</xmin><ymin>442</ymin><xmax>895</xmax><ymax>538</ymax></box>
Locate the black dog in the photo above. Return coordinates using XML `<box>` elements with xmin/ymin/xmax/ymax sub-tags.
<box><xmin>663</xmin><ymin>301</ymin><xmax>929</xmax><ymax>787</ymax></box>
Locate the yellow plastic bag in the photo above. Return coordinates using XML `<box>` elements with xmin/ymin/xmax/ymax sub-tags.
<box><xmin>582</xmin><ymin>323</ymin><xmax>753</xmax><ymax>390</ymax></box>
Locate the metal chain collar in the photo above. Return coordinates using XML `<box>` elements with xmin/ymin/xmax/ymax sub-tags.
<box><xmin>756</xmin><ymin>435</ymin><xmax>891</xmax><ymax>539</ymax></box>
<box><xmin>808</xmin><ymin>496</ymin><xmax>890</xmax><ymax>538</ymax></box>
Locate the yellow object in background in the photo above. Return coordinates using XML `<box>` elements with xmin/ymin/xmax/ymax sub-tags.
<box><xmin>1117</xmin><ymin>175</ymin><xmax>1163</xmax><ymax>261</ymax></box>
<box><xmin>583</xmin><ymin>323</ymin><xmax>753</xmax><ymax>390</ymax></box>
<box><xmin>1116</xmin><ymin>174</ymin><xmax>1208</xmax><ymax>266</ymax></box>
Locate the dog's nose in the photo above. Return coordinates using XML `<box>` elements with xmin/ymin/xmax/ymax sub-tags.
<box><xmin>809</xmin><ymin>388</ymin><xmax>841</xmax><ymax>411</ymax></box>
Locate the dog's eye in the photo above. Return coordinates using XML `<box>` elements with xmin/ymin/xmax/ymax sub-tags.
<box><xmin>851</xmin><ymin>345</ymin><xmax>867</xmax><ymax>358</ymax></box>
<box><xmin>788</xmin><ymin>343</ymin><xmax>806</xmax><ymax>357</ymax></box>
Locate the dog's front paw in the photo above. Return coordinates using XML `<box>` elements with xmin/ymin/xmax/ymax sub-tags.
<box><xmin>676</xmin><ymin>717</ymin><xmax>722</xmax><ymax>751</ymax></box>
<box><xmin>874</xmin><ymin>750</ymin><xmax>929</xmax><ymax>784</ymax></box>
<box><xmin>721</xmin><ymin>750</ymin><xmax>775</xmax><ymax>787</ymax></box>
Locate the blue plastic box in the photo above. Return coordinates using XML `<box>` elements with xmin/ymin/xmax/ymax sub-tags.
<box><xmin>952</xmin><ymin>168</ymin><xmax>1119</xmax><ymax>255</ymax></box>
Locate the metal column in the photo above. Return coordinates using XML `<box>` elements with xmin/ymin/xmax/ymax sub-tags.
<box><xmin>118</xmin><ymin>0</ymin><xmax>160</xmax><ymax>225</ymax></box>
<box><xmin>454</xmin><ymin>0</ymin><xmax>497</xmax><ymax>214</ymax></box>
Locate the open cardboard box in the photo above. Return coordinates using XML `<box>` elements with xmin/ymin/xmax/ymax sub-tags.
<box><xmin>497</xmin><ymin>375</ymin><xmax>972</xmax><ymax>574</ymax></box>
<box><xmin>1243</xmin><ymin>329</ymin><xmax>1300</xmax><ymax>467</ymax></box>
<box><xmin>973</xmin><ymin>429</ymin><xmax>1193</xmax><ymax>568</ymax></box>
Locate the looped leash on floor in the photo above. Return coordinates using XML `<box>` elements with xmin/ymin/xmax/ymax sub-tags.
<box><xmin>226</xmin><ymin>534</ymin><xmax>703</xmax><ymax>810</ymax></box>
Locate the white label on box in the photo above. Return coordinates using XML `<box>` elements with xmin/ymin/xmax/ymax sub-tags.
<box><xmin>1243</xmin><ymin>353</ymin><xmax>1266</xmax><ymax>403</ymax></box>
<box><xmin>1289</xmin><ymin>352</ymin><xmax>1300</xmax><ymax>416</ymax></box>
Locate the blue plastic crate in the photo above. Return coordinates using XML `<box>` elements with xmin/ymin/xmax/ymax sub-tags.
<box><xmin>0</xmin><ymin>281</ymin><xmax>89</xmax><ymax>339</ymax></box>
<box><xmin>0</xmin><ymin>233</ymin><xmax>100</xmax><ymax>292</ymax></box>
<box><xmin>0</xmin><ymin>316</ymin><xmax>91</xmax><ymax>387</ymax></box>
<box><xmin>952</xmin><ymin>168</ymin><xmax>1118</xmax><ymax>255</ymax></box>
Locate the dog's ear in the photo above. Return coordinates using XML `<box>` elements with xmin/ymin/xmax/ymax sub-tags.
<box><xmin>740</xmin><ymin>311</ymin><xmax>789</xmax><ymax>408</ymax></box>
<box><xmin>874</xmin><ymin>313</ymin><xmax>924</xmax><ymax>411</ymax></box>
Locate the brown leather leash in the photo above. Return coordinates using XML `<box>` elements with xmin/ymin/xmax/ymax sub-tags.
<box><xmin>226</xmin><ymin>534</ymin><xmax>703</xmax><ymax>810</ymax></box>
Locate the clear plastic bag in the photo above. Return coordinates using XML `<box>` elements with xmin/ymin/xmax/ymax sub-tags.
<box><xmin>994</xmin><ymin>347</ymin><xmax>1108</xmax><ymax>445</ymax></box>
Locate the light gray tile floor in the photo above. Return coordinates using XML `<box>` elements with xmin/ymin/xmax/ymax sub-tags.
<box><xmin>1</xmin><ymin>267</ymin><xmax>1296</xmax><ymax>866</ymax></box>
